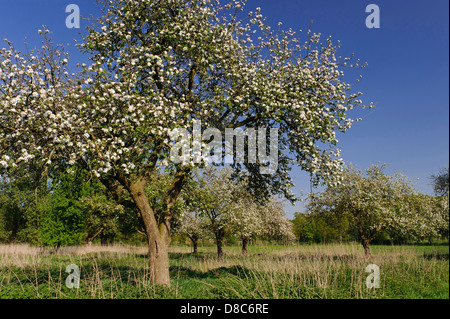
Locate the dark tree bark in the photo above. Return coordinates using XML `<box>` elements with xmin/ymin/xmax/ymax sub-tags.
<box><xmin>241</xmin><ymin>236</ymin><xmax>249</xmax><ymax>256</ymax></box>
<box><xmin>99</xmin><ymin>167</ymin><xmax>189</xmax><ymax>287</ymax></box>
<box><xmin>189</xmin><ymin>234</ymin><xmax>199</xmax><ymax>254</ymax></box>
<box><xmin>128</xmin><ymin>180</ymin><xmax>171</xmax><ymax>286</ymax></box>
<box><xmin>362</xmin><ymin>238</ymin><xmax>371</xmax><ymax>258</ymax></box>
<box><xmin>216</xmin><ymin>227</ymin><xmax>225</xmax><ymax>260</ymax></box>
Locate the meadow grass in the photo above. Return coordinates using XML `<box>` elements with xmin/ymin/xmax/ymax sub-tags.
<box><xmin>0</xmin><ymin>242</ymin><xmax>447</xmax><ymax>299</ymax></box>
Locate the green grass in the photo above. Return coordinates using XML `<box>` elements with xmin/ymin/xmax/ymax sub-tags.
<box><xmin>0</xmin><ymin>243</ymin><xmax>448</xmax><ymax>299</ymax></box>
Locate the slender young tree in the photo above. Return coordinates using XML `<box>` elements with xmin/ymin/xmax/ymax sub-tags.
<box><xmin>260</xmin><ymin>197</ymin><xmax>296</xmax><ymax>244</ymax></box>
<box><xmin>177</xmin><ymin>209</ymin><xmax>205</xmax><ymax>254</ymax></box>
<box><xmin>0</xmin><ymin>0</ymin><xmax>371</xmax><ymax>285</ymax></box>
<box><xmin>227</xmin><ymin>186</ymin><xmax>261</xmax><ymax>256</ymax></box>
<box><xmin>185</xmin><ymin>166</ymin><xmax>237</xmax><ymax>260</ymax></box>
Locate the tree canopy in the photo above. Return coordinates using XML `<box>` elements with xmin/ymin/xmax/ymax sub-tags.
<box><xmin>306</xmin><ymin>164</ymin><xmax>447</xmax><ymax>257</ymax></box>
<box><xmin>0</xmin><ymin>0</ymin><xmax>372</xmax><ymax>285</ymax></box>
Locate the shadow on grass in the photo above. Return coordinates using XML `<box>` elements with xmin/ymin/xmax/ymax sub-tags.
<box><xmin>265</xmin><ymin>252</ymin><xmax>358</xmax><ymax>262</ymax></box>
<box><xmin>421</xmin><ymin>252</ymin><xmax>449</xmax><ymax>261</ymax></box>
<box><xmin>169</xmin><ymin>252</ymin><xmax>216</xmax><ymax>260</ymax></box>
<box><xmin>135</xmin><ymin>252</ymin><xmax>212</xmax><ymax>258</ymax></box>
<box><xmin>169</xmin><ymin>263</ymin><xmax>252</xmax><ymax>280</ymax></box>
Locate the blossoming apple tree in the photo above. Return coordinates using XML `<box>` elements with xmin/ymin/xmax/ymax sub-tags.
<box><xmin>184</xmin><ymin>166</ymin><xmax>238</xmax><ymax>260</ymax></box>
<box><xmin>0</xmin><ymin>0</ymin><xmax>371</xmax><ymax>285</ymax></box>
<box><xmin>182</xmin><ymin>166</ymin><xmax>294</xmax><ymax>257</ymax></box>
<box><xmin>307</xmin><ymin>164</ymin><xmax>446</xmax><ymax>257</ymax></box>
<box><xmin>259</xmin><ymin>197</ymin><xmax>296</xmax><ymax>244</ymax></box>
<box><xmin>177</xmin><ymin>209</ymin><xmax>205</xmax><ymax>254</ymax></box>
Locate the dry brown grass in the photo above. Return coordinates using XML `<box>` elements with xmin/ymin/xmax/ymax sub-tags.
<box><xmin>0</xmin><ymin>242</ymin><xmax>447</xmax><ymax>299</ymax></box>
<box><xmin>168</xmin><ymin>243</ymin><xmax>448</xmax><ymax>298</ymax></box>
<box><xmin>0</xmin><ymin>243</ymin><xmax>147</xmax><ymax>268</ymax></box>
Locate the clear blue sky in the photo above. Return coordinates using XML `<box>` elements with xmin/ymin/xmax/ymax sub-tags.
<box><xmin>1</xmin><ymin>0</ymin><xmax>448</xmax><ymax>219</ymax></box>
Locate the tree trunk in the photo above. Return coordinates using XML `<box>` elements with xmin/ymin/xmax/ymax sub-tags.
<box><xmin>146</xmin><ymin>227</ymin><xmax>171</xmax><ymax>286</ymax></box>
<box><xmin>362</xmin><ymin>238</ymin><xmax>371</xmax><ymax>258</ymax></box>
<box><xmin>358</xmin><ymin>225</ymin><xmax>373</xmax><ymax>258</ymax></box>
<box><xmin>193</xmin><ymin>240</ymin><xmax>198</xmax><ymax>254</ymax></box>
<box><xmin>129</xmin><ymin>181</ymin><xmax>171</xmax><ymax>286</ymax></box>
<box><xmin>191</xmin><ymin>235</ymin><xmax>198</xmax><ymax>254</ymax></box>
<box><xmin>217</xmin><ymin>237</ymin><xmax>224</xmax><ymax>260</ymax></box>
<box><xmin>216</xmin><ymin>229</ymin><xmax>225</xmax><ymax>260</ymax></box>
<box><xmin>103</xmin><ymin>169</ymin><xmax>189</xmax><ymax>287</ymax></box>
<box><xmin>241</xmin><ymin>236</ymin><xmax>249</xmax><ymax>256</ymax></box>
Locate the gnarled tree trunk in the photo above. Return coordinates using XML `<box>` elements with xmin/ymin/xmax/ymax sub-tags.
<box><xmin>147</xmin><ymin>224</ymin><xmax>171</xmax><ymax>286</ymax></box>
<box><xmin>129</xmin><ymin>181</ymin><xmax>171</xmax><ymax>286</ymax></box>
<box><xmin>101</xmin><ymin>167</ymin><xmax>189</xmax><ymax>287</ymax></box>
<box><xmin>357</xmin><ymin>225</ymin><xmax>374</xmax><ymax>259</ymax></box>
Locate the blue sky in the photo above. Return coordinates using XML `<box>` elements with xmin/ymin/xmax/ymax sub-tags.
<box><xmin>0</xmin><ymin>0</ymin><xmax>448</xmax><ymax>219</ymax></box>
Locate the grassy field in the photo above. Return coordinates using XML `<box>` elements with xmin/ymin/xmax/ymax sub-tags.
<box><xmin>0</xmin><ymin>243</ymin><xmax>448</xmax><ymax>299</ymax></box>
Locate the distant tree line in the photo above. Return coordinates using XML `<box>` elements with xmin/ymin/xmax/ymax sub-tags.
<box><xmin>0</xmin><ymin>166</ymin><xmax>295</xmax><ymax>253</ymax></box>
<box><xmin>0</xmin><ymin>168</ymin><xmax>143</xmax><ymax>247</ymax></box>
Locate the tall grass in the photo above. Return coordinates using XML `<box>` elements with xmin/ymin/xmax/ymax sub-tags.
<box><xmin>0</xmin><ymin>243</ymin><xmax>448</xmax><ymax>299</ymax></box>
<box><xmin>169</xmin><ymin>243</ymin><xmax>449</xmax><ymax>299</ymax></box>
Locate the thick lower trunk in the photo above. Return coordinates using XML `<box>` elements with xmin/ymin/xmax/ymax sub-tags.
<box><xmin>241</xmin><ymin>236</ymin><xmax>249</xmax><ymax>256</ymax></box>
<box><xmin>358</xmin><ymin>225</ymin><xmax>373</xmax><ymax>259</ymax></box>
<box><xmin>130</xmin><ymin>182</ymin><xmax>172</xmax><ymax>286</ymax></box>
<box><xmin>147</xmin><ymin>230</ymin><xmax>171</xmax><ymax>286</ymax></box>
<box><xmin>106</xmin><ymin>169</ymin><xmax>189</xmax><ymax>287</ymax></box>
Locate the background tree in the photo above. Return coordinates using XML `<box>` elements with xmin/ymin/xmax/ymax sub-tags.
<box><xmin>292</xmin><ymin>212</ymin><xmax>351</xmax><ymax>244</ymax></box>
<box><xmin>39</xmin><ymin>193</ymin><xmax>86</xmax><ymax>250</ymax></box>
<box><xmin>429</xmin><ymin>168</ymin><xmax>449</xmax><ymax>239</ymax></box>
<box><xmin>307</xmin><ymin>164</ymin><xmax>443</xmax><ymax>257</ymax></box>
<box><xmin>177</xmin><ymin>209</ymin><xmax>206</xmax><ymax>254</ymax></box>
<box><xmin>176</xmin><ymin>173</ymin><xmax>210</xmax><ymax>254</ymax></box>
<box><xmin>0</xmin><ymin>175</ymin><xmax>50</xmax><ymax>244</ymax></box>
<box><xmin>0</xmin><ymin>0</ymin><xmax>371</xmax><ymax>285</ymax></box>
<box><xmin>79</xmin><ymin>194</ymin><xmax>124</xmax><ymax>245</ymax></box>
<box><xmin>227</xmin><ymin>187</ymin><xmax>262</xmax><ymax>256</ymax></box>
<box><xmin>260</xmin><ymin>197</ymin><xmax>296</xmax><ymax>244</ymax></box>
<box><xmin>41</xmin><ymin>167</ymin><xmax>123</xmax><ymax>247</ymax></box>
<box><xmin>186</xmin><ymin>166</ymin><xmax>237</xmax><ymax>260</ymax></box>
<box><xmin>436</xmin><ymin>195</ymin><xmax>449</xmax><ymax>240</ymax></box>
<box><xmin>0</xmin><ymin>168</ymin><xmax>127</xmax><ymax>247</ymax></box>
<box><xmin>292</xmin><ymin>213</ymin><xmax>315</xmax><ymax>243</ymax></box>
